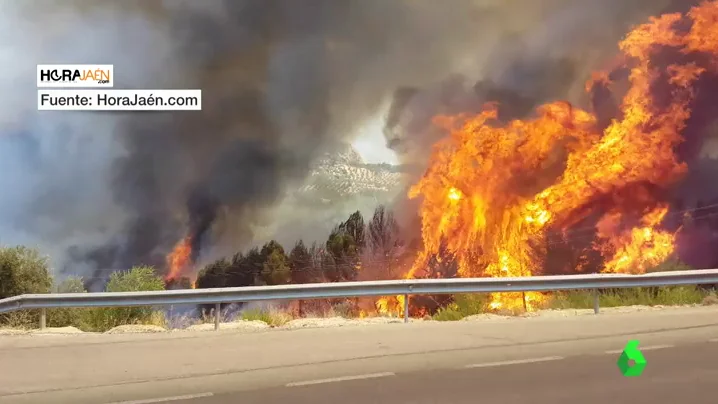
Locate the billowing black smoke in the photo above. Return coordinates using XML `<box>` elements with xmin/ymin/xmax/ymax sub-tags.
<box><xmin>383</xmin><ymin>0</ymin><xmax>701</xmax><ymax>169</ymax></box>
<box><xmin>98</xmin><ymin>0</ymin><xmax>488</xmax><ymax>284</ymax></box>
<box><xmin>0</xmin><ymin>0</ymin><xmax>530</xmax><ymax>288</ymax></box>
<box><xmin>0</xmin><ymin>0</ymin><xmax>700</xmax><ymax>289</ymax></box>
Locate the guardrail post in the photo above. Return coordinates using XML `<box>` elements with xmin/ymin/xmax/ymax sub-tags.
<box><xmin>403</xmin><ymin>294</ymin><xmax>409</xmax><ymax>323</ymax></box>
<box><xmin>593</xmin><ymin>289</ymin><xmax>600</xmax><ymax>314</ymax></box>
<box><xmin>214</xmin><ymin>303</ymin><xmax>221</xmax><ymax>331</ymax></box>
<box><xmin>40</xmin><ymin>308</ymin><xmax>46</xmax><ymax>330</ymax></box>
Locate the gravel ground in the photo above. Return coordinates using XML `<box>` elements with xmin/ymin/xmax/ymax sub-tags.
<box><xmin>282</xmin><ymin>316</ymin><xmax>409</xmax><ymax>329</ymax></box>
<box><xmin>0</xmin><ymin>328</ymin><xmax>29</xmax><ymax>336</ymax></box>
<box><xmin>185</xmin><ymin>320</ymin><xmax>269</xmax><ymax>332</ymax></box>
<box><xmin>31</xmin><ymin>326</ymin><xmax>84</xmax><ymax>334</ymax></box>
<box><xmin>461</xmin><ymin>313</ymin><xmax>512</xmax><ymax>321</ymax></box>
<box><xmin>461</xmin><ymin>304</ymin><xmax>698</xmax><ymax>321</ymax></box>
<box><xmin>105</xmin><ymin>325</ymin><xmax>167</xmax><ymax>334</ymax></box>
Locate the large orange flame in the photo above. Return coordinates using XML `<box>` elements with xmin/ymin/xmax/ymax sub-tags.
<box><xmin>397</xmin><ymin>2</ymin><xmax>718</xmax><ymax>312</ymax></box>
<box><xmin>166</xmin><ymin>236</ymin><xmax>192</xmax><ymax>281</ymax></box>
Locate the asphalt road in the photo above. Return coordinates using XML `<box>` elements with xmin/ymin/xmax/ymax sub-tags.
<box><xmin>1</xmin><ymin>306</ymin><xmax>718</xmax><ymax>404</ymax></box>
<box><xmin>183</xmin><ymin>343</ymin><xmax>718</xmax><ymax>404</ymax></box>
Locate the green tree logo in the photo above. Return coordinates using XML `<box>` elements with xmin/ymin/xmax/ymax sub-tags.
<box><xmin>617</xmin><ymin>340</ymin><xmax>647</xmax><ymax>377</ymax></box>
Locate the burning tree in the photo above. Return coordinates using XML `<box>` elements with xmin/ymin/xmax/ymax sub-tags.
<box><xmin>166</xmin><ymin>236</ymin><xmax>192</xmax><ymax>283</ymax></box>
<box><xmin>387</xmin><ymin>1</ymin><xmax>718</xmax><ymax>312</ymax></box>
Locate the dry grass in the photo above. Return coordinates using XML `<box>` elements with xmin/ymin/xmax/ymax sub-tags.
<box><xmin>433</xmin><ymin>287</ymin><xmax>713</xmax><ymax>321</ymax></box>
<box><xmin>702</xmin><ymin>292</ymin><xmax>718</xmax><ymax>306</ymax></box>
<box><xmin>147</xmin><ymin>310</ymin><xmax>168</xmax><ymax>328</ymax></box>
<box><xmin>549</xmin><ymin>286</ymin><xmax>707</xmax><ymax>309</ymax></box>
<box><xmin>433</xmin><ymin>294</ymin><xmax>491</xmax><ymax>321</ymax></box>
<box><xmin>76</xmin><ymin>306</ymin><xmax>168</xmax><ymax>332</ymax></box>
<box><xmin>241</xmin><ymin>307</ymin><xmax>293</xmax><ymax>327</ymax></box>
<box><xmin>301</xmin><ymin>306</ymin><xmax>349</xmax><ymax>319</ymax></box>
<box><xmin>0</xmin><ymin>310</ymin><xmax>37</xmax><ymax>329</ymax></box>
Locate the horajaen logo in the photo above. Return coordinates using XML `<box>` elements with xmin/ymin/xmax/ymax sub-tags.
<box><xmin>37</xmin><ymin>64</ymin><xmax>113</xmax><ymax>88</ymax></box>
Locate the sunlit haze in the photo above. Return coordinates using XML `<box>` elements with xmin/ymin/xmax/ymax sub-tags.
<box><xmin>351</xmin><ymin>114</ymin><xmax>398</xmax><ymax>165</ymax></box>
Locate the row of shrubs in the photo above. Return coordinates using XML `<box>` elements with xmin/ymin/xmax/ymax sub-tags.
<box><xmin>432</xmin><ymin>286</ymin><xmax>717</xmax><ymax>321</ymax></box>
<box><xmin>2</xmin><ymin>245</ymin><xmax>717</xmax><ymax>331</ymax></box>
<box><xmin>0</xmin><ymin>245</ymin><xmax>166</xmax><ymax>331</ymax></box>
<box><xmin>0</xmin><ymin>245</ymin><xmax>383</xmax><ymax>331</ymax></box>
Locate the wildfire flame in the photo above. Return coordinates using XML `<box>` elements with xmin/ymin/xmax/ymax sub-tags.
<box><xmin>397</xmin><ymin>2</ymin><xmax>718</xmax><ymax>312</ymax></box>
<box><xmin>598</xmin><ymin>206</ymin><xmax>675</xmax><ymax>274</ymax></box>
<box><xmin>166</xmin><ymin>236</ymin><xmax>192</xmax><ymax>282</ymax></box>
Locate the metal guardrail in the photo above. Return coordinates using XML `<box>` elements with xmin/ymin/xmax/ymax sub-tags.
<box><xmin>2</xmin><ymin>269</ymin><xmax>718</xmax><ymax>330</ymax></box>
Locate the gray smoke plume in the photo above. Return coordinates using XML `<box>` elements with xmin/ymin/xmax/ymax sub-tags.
<box><xmin>0</xmin><ymin>0</ymin><xmax>529</xmax><ymax>287</ymax></box>
<box><xmin>383</xmin><ymin>0</ymin><xmax>685</xmax><ymax>169</ymax></box>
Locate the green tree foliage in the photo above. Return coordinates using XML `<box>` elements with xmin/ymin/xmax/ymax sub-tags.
<box><xmin>196</xmin><ymin>211</ymin><xmax>373</xmax><ymax>288</ymax></box>
<box><xmin>325</xmin><ymin>230</ymin><xmax>355</xmax><ymax>282</ymax></box>
<box><xmin>323</xmin><ymin>211</ymin><xmax>365</xmax><ymax>282</ymax></box>
<box><xmin>196</xmin><ymin>258</ymin><xmax>229</xmax><ymax>289</ymax></box>
<box><xmin>0</xmin><ymin>245</ymin><xmax>52</xmax><ymax>299</ymax></box>
<box><xmin>243</xmin><ymin>247</ymin><xmax>266</xmax><ymax>284</ymax></box>
<box><xmin>289</xmin><ymin>240</ymin><xmax>315</xmax><ymax>284</ymax></box>
<box><xmin>340</xmin><ymin>211</ymin><xmax>366</xmax><ymax>253</ymax></box>
<box><xmin>308</xmin><ymin>242</ymin><xmax>326</xmax><ymax>280</ymax></box>
<box><xmin>105</xmin><ymin>266</ymin><xmax>165</xmax><ymax>292</ymax></box>
<box><xmin>197</xmin><ymin>250</ymin><xmax>257</xmax><ymax>289</ymax></box>
<box><xmin>226</xmin><ymin>250</ymin><xmax>256</xmax><ymax>287</ymax></box>
<box><xmin>54</xmin><ymin>276</ymin><xmax>86</xmax><ymax>293</ymax></box>
<box><xmin>198</xmin><ymin>241</ymin><xmax>294</xmax><ymax>288</ymax></box>
<box><xmin>83</xmin><ymin>266</ymin><xmax>165</xmax><ymax>331</ymax></box>
<box><xmin>47</xmin><ymin>276</ymin><xmax>87</xmax><ymax>327</ymax></box>
<box><xmin>260</xmin><ymin>241</ymin><xmax>290</xmax><ymax>285</ymax></box>
<box><xmin>288</xmin><ymin>240</ymin><xmax>319</xmax><ymax>316</ymax></box>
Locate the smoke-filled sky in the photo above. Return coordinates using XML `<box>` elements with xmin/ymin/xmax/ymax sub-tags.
<box><xmin>0</xmin><ymin>0</ymin><xmax>688</xmax><ymax>285</ymax></box>
<box><xmin>383</xmin><ymin>0</ymin><xmax>690</xmax><ymax>167</ymax></box>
